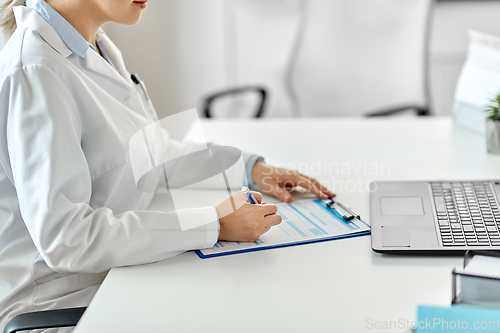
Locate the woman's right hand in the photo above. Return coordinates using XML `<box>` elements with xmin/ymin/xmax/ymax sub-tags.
<box><xmin>216</xmin><ymin>191</ymin><xmax>282</xmax><ymax>242</ymax></box>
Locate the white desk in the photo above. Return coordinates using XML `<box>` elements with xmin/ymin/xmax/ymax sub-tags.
<box><xmin>73</xmin><ymin>118</ymin><xmax>500</xmax><ymax>333</ymax></box>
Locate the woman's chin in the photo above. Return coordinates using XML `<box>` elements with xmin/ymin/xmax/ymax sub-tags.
<box><xmin>119</xmin><ymin>13</ymin><xmax>143</xmax><ymax>26</ymax></box>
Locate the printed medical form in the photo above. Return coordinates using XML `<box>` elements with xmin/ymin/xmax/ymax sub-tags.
<box><xmin>197</xmin><ymin>199</ymin><xmax>370</xmax><ymax>258</ymax></box>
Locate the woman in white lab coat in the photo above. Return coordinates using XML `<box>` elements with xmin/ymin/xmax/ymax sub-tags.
<box><xmin>0</xmin><ymin>0</ymin><xmax>334</xmax><ymax>330</ymax></box>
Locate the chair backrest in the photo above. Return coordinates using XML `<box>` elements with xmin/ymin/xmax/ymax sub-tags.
<box><xmin>286</xmin><ymin>0</ymin><xmax>433</xmax><ymax>117</ymax></box>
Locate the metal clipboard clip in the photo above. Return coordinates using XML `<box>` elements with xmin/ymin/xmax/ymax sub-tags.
<box><xmin>326</xmin><ymin>199</ymin><xmax>361</xmax><ymax>221</ymax></box>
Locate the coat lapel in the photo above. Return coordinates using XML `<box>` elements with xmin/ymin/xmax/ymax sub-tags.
<box><xmin>82</xmin><ymin>49</ymin><xmax>132</xmax><ymax>95</ymax></box>
<box><xmin>97</xmin><ymin>31</ymin><xmax>133</xmax><ymax>84</ymax></box>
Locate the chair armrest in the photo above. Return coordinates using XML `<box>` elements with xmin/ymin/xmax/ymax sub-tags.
<box><xmin>4</xmin><ymin>307</ymin><xmax>87</xmax><ymax>333</ymax></box>
<box><xmin>365</xmin><ymin>105</ymin><xmax>430</xmax><ymax>117</ymax></box>
<box><xmin>202</xmin><ymin>86</ymin><xmax>268</xmax><ymax>118</ymax></box>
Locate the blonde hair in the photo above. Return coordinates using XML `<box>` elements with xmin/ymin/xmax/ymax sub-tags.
<box><xmin>0</xmin><ymin>0</ymin><xmax>26</xmax><ymax>39</ymax></box>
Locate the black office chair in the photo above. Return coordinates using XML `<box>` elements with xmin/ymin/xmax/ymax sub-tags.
<box><xmin>364</xmin><ymin>105</ymin><xmax>430</xmax><ymax>117</ymax></box>
<box><xmin>203</xmin><ymin>85</ymin><xmax>429</xmax><ymax>118</ymax></box>
<box><xmin>4</xmin><ymin>307</ymin><xmax>87</xmax><ymax>333</ymax></box>
<box><xmin>202</xmin><ymin>0</ymin><xmax>433</xmax><ymax>118</ymax></box>
<box><xmin>203</xmin><ymin>85</ymin><xmax>268</xmax><ymax>118</ymax></box>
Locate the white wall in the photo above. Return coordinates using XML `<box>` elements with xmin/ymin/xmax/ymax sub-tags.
<box><xmin>105</xmin><ymin>0</ymin><xmax>304</xmax><ymax>118</ymax></box>
<box><xmin>105</xmin><ymin>0</ymin><xmax>228</xmax><ymax>118</ymax></box>
<box><xmin>105</xmin><ymin>0</ymin><xmax>500</xmax><ymax>118</ymax></box>
<box><xmin>430</xmin><ymin>1</ymin><xmax>500</xmax><ymax>115</ymax></box>
<box><xmin>3</xmin><ymin>1</ymin><xmax>500</xmax><ymax>117</ymax></box>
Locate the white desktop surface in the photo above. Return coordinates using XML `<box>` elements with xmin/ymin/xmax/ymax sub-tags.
<box><xmin>73</xmin><ymin>118</ymin><xmax>499</xmax><ymax>333</ymax></box>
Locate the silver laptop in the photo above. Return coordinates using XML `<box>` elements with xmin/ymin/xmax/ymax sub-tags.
<box><xmin>370</xmin><ymin>180</ymin><xmax>500</xmax><ymax>254</ymax></box>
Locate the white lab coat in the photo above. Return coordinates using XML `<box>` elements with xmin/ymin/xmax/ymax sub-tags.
<box><xmin>0</xmin><ymin>6</ymin><xmax>253</xmax><ymax>330</ymax></box>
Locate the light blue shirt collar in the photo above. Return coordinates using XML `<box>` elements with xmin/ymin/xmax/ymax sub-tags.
<box><xmin>25</xmin><ymin>0</ymin><xmax>89</xmax><ymax>57</ymax></box>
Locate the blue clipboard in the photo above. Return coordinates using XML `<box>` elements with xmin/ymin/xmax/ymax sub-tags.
<box><xmin>195</xmin><ymin>199</ymin><xmax>370</xmax><ymax>259</ymax></box>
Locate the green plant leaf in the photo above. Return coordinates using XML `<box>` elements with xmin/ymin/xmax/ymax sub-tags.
<box><xmin>485</xmin><ymin>93</ymin><xmax>500</xmax><ymax>122</ymax></box>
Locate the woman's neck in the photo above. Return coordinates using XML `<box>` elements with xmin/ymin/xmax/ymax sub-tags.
<box><xmin>45</xmin><ymin>0</ymin><xmax>105</xmax><ymax>49</ymax></box>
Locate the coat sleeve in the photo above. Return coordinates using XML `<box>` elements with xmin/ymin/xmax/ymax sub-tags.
<box><xmin>2</xmin><ymin>64</ymin><xmax>219</xmax><ymax>274</ymax></box>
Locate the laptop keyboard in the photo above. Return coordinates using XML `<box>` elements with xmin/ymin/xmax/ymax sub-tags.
<box><xmin>431</xmin><ymin>182</ymin><xmax>500</xmax><ymax>247</ymax></box>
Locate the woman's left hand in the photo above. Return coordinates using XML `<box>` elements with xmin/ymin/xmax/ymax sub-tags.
<box><xmin>251</xmin><ymin>162</ymin><xmax>335</xmax><ymax>203</ymax></box>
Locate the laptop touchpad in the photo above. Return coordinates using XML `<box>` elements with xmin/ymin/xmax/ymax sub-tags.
<box><xmin>380</xmin><ymin>197</ymin><xmax>424</xmax><ymax>216</ymax></box>
<box><xmin>381</xmin><ymin>226</ymin><xmax>410</xmax><ymax>247</ymax></box>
